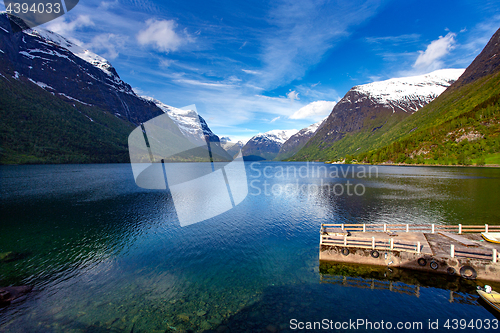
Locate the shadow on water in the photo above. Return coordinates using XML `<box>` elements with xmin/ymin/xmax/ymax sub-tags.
<box><xmin>199</xmin><ymin>262</ymin><xmax>499</xmax><ymax>333</ymax></box>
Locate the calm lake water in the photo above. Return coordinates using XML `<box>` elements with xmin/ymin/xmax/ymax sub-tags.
<box><xmin>1</xmin><ymin>162</ymin><xmax>500</xmax><ymax>332</ymax></box>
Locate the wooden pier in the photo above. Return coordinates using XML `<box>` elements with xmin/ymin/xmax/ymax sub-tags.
<box><xmin>319</xmin><ymin>223</ymin><xmax>500</xmax><ymax>282</ymax></box>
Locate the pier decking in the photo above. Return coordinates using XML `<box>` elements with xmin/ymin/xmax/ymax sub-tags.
<box><xmin>319</xmin><ymin>224</ymin><xmax>500</xmax><ymax>282</ymax></box>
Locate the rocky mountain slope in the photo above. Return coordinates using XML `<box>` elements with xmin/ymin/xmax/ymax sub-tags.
<box><xmin>242</xmin><ymin>129</ymin><xmax>298</xmax><ymax>161</ymax></box>
<box><xmin>141</xmin><ymin>97</ymin><xmax>231</xmax><ymax>160</ymax></box>
<box><xmin>353</xmin><ymin>27</ymin><xmax>500</xmax><ymax>166</ymax></box>
<box><xmin>220</xmin><ymin>137</ymin><xmax>245</xmax><ymax>158</ymax></box>
<box><xmin>290</xmin><ymin>69</ymin><xmax>464</xmax><ymax>161</ymax></box>
<box><xmin>0</xmin><ymin>14</ymin><xmax>224</xmax><ymax>164</ymax></box>
<box><xmin>275</xmin><ymin>118</ymin><xmax>326</xmax><ymax>161</ymax></box>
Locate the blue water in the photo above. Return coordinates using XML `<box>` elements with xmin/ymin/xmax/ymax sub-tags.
<box><xmin>1</xmin><ymin>163</ymin><xmax>499</xmax><ymax>332</ymax></box>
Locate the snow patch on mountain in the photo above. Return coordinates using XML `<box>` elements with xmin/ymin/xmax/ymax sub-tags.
<box><xmin>25</xmin><ymin>29</ymin><xmax>116</xmax><ymax>77</ymax></box>
<box><xmin>351</xmin><ymin>69</ymin><xmax>465</xmax><ymax>113</ymax></box>
<box><xmin>301</xmin><ymin>118</ymin><xmax>326</xmax><ymax>135</ymax></box>
<box><xmin>27</xmin><ymin>78</ymin><xmax>54</xmax><ymax>90</ymax></box>
<box><xmin>58</xmin><ymin>93</ymin><xmax>93</xmax><ymax>106</ymax></box>
<box><xmin>253</xmin><ymin>129</ymin><xmax>299</xmax><ymax>144</ymax></box>
<box><xmin>220</xmin><ymin>137</ymin><xmax>245</xmax><ymax>148</ymax></box>
<box><xmin>141</xmin><ymin>96</ymin><xmax>219</xmax><ymax>145</ymax></box>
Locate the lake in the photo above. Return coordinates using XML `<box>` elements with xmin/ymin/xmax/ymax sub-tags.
<box><xmin>1</xmin><ymin>162</ymin><xmax>500</xmax><ymax>332</ymax></box>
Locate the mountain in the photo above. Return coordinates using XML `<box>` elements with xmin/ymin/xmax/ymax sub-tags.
<box><xmin>353</xmin><ymin>27</ymin><xmax>500</xmax><ymax>166</ymax></box>
<box><xmin>0</xmin><ymin>14</ymin><xmax>224</xmax><ymax>164</ymax></box>
<box><xmin>141</xmin><ymin>97</ymin><xmax>220</xmax><ymax>146</ymax></box>
<box><xmin>0</xmin><ymin>14</ymin><xmax>164</xmax><ymax>125</ymax></box>
<box><xmin>275</xmin><ymin>118</ymin><xmax>326</xmax><ymax>161</ymax></box>
<box><xmin>140</xmin><ymin>97</ymin><xmax>232</xmax><ymax>160</ymax></box>
<box><xmin>289</xmin><ymin>69</ymin><xmax>464</xmax><ymax>161</ymax></box>
<box><xmin>242</xmin><ymin>129</ymin><xmax>298</xmax><ymax>161</ymax></box>
<box><xmin>219</xmin><ymin>137</ymin><xmax>245</xmax><ymax>158</ymax></box>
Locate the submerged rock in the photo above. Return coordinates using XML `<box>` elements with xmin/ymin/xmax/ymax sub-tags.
<box><xmin>0</xmin><ymin>251</ymin><xmax>28</xmax><ymax>263</ymax></box>
<box><xmin>177</xmin><ymin>314</ymin><xmax>190</xmax><ymax>322</ymax></box>
<box><xmin>0</xmin><ymin>286</ymin><xmax>33</xmax><ymax>305</ymax></box>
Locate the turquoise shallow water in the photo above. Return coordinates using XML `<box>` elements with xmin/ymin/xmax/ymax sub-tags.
<box><xmin>1</xmin><ymin>163</ymin><xmax>500</xmax><ymax>332</ymax></box>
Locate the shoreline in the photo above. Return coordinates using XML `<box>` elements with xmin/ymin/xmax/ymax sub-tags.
<box><xmin>324</xmin><ymin>162</ymin><xmax>500</xmax><ymax>168</ymax></box>
<box><xmin>1</xmin><ymin>160</ymin><xmax>500</xmax><ymax>168</ymax></box>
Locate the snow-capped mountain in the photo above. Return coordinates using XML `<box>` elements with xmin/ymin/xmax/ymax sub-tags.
<box><xmin>242</xmin><ymin>129</ymin><xmax>298</xmax><ymax>161</ymax></box>
<box><xmin>220</xmin><ymin>137</ymin><xmax>245</xmax><ymax>149</ymax></box>
<box><xmin>0</xmin><ymin>14</ymin><xmax>227</xmax><ymax>163</ymax></box>
<box><xmin>292</xmin><ymin>69</ymin><xmax>465</xmax><ymax>160</ymax></box>
<box><xmin>0</xmin><ymin>14</ymin><xmax>165</xmax><ymax>125</ymax></box>
<box><xmin>350</xmin><ymin>69</ymin><xmax>465</xmax><ymax>113</ymax></box>
<box><xmin>275</xmin><ymin>118</ymin><xmax>326</xmax><ymax>160</ymax></box>
<box><xmin>219</xmin><ymin>137</ymin><xmax>245</xmax><ymax>158</ymax></box>
<box><xmin>141</xmin><ymin>97</ymin><xmax>221</xmax><ymax>145</ymax></box>
<box><xmin>139</xmin><ymin>97</ymin><xmax>232</xmax><ymax>160</ymax></box>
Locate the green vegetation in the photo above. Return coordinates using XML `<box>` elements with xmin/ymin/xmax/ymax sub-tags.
<box><xmin>290</xmin><ymin>109</ymin><xmax>409</xmax><ymax>161</ymax></box>
<box><xmin>291</xmin><ymin>69</ymin><xmax>500</xmax><ymax>166</ymax></box>
<box><xmin>353</xmin><ymin>71</ymin><xmax>500</xmax><ymax>166</ymax></box>
<box><xmin>0</xmin><ymin>75</ymin><xmax>135</xmax><ymax>164</ymax></box>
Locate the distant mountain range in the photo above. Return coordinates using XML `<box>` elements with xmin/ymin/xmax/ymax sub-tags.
<box><xmin>245</xmin><ymin>69</ymin><xmax>463</xmax><ymax>162</ymax></box>
<box><xmin>219</xmin><ymin>137</ymin><xmax>245</xmax><ymax>158</ymax></box>
<box><xmin>352</xmin><ymin>27</ymin><xmax>500</xmax><ymax>166</ymax></box>
<box><xmin>275</xmin><ymin>118</ymin><xmax>326</xmax><ymax>161</ymax></box>
<box><xmin>2</xmin><ymin>13</ymin><xmax>498</xmax><ymax>166</ymax></box>
<box><xmin>241</xmin><ymin>129</ymin><xmax>298</xmax><ymax>161</ymax></box>
<box><xmin>289</xmin><ymin>69</ymin><xmax>464</xmax><ymax>161</ymax></box>
<box><xmin>0</xmin><ymin>14</ymin><xmax>225</xmax><ymax>164</ymax></box>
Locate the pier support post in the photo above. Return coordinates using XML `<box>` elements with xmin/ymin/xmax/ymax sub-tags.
<box><xmin>406</xmin><ymin>224</ymin><xmax>409</xmax><ymax>233</ymax></box>
<box><xmin>431</xmin><ymin>224</ymin><xmax>435</xmax><ymax>234</ymax></box>
<box><xmin>384</xmin><ymin>224</ymin><xmax>387</xmax><ymax>232</ymax></box>
<box><xmin>372</xmin><ymin>237</ymin><xmax>375</xmax><ymax>250</ymax></box>
<box><xmin>344</xmin><ymin>235</ymin><xmax>347</xmax><ymax>246</ymax></box>
<box><xmin>485</xmin><ymin>224</ymin><xmax>489</xmax><ymax>233</ymax></box>
<box><xmin>390</xmin><ymin>238</ymin><xmax>394</xmax><ymax>250</ymax></box>
<box><xmin>450</xmin><ymin>245</ymin><xmax>455</xmax><ymax>258</ymax></box>
<box><xmin>417</xmin><ymin>242</ymin><xmax>421</xmax><ymax>253</ymax></box>
<box><xmin>459</xmin><ymin>224</ymin><xmax>462</xmax><ymax>234</ymax></box>
<box><xmin>493</xmin><ymin>249</ymin><xmax>497</xmax><ymax>263</ymax></box>
<box><xmin>363</xmin><ymin>224</ymin><xmax>366</xmax><ymax>232</ymax></box>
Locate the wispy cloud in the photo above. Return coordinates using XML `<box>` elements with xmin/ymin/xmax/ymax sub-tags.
<box><xmin>286</xmin><ymin>90</ymin><xmax>299</xmax><ymax>101</ymax></box>
<box><xmin>174</xmin><ymin>78</ymin><xmax>234</xmax><ymax>88</ymax></box>
<box><xmin>242</xmin><ymin>69</ymin><xmax>260</xmax><ymax>75</ymax></box>
<box><xmin>45</xmin><ymin>15</ymin><xmax>94</xmax><ymax>35</ymax></box>
<box><xmin>289</xmin><ymin>101</ymin><xmax>336</xmax><ymax>120</ymax></box>
<box><xmin>137</xmin><ymin>19</ymin><xmax>192</xmax><ymax>53</ymax></box>
<box><xmin>270</xmin><ymin>116</ymin><xmax>281</xmax><ymax>123</ymax></box>
<box><xmin>88</xmin><ymin>33</ymin><xmax>128</xmax><ymax>59</ymax></box>
<box><xmin>255</xmin><ymin>0</ymin><xmax>382</xmax><ymax>89</ymax></box>
<box><xmin>365</xmin><ymin>33</ymin><xmax>420</xmax><ymax>45</ymax></box>
<box><xmin>455</xmin><ymin>15</ymin><xmax>500</xmax><ymax>67</ymax></box>
<box><xmin>413</xmin><ymin>32</ymin><xmax>456</xmax><ymax>72</ymax></box>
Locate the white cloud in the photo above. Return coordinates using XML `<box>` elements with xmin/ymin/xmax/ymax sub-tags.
<box><xmin>174</xmin><ymin>78</ymin><xmax>234</xmax><ymax>88</ymax></box>
<box><xmin>365</xmin><ymin>33</ymin><xmax>420</xmax><ymax>45</ymax></box>
<box><xmin>289</xmin><ymin>101</ymin><xmax>336</xmax><ymax>120</ymax></box>
<box><xmin>270</xmin><ymin>116</ymin><xmax>280</xmax><ymax>123</ymax></box>
<box><xmin>256</xmin><ymin>0</ymin><xmax>382</xmax><ymax>89</ymax></box>
<box><xmin>413</xmin><ymin>32</ymin><xmax>456</xmax><ymax>72</ymax></box>
<box><xmin>45</xmin><ymin>15</ymin><xmax>94</xmax><ymax>36</ymax></box>
<box><xmin>137</xmin><ymin>19</ymin><xmax>190</xmax><ymax>53</ymax></box>
<box><xmin>159</xmin><ymin>59</ymin><xmax>175</xmax><ymax>68</ymax></box>
<box><xmin>286</xmin><ymin>90</ymin><xmax>299</xmax><ymax>101</ymax></box>
<box><xmin>242</xmin><ymin>69</ymin><xmax>260</xmax><ymax>75</ymax></box>
<box><xmin>88</xmin><ymin>33</ymin><xmax>127</xmax><ymax>59</ymax></box>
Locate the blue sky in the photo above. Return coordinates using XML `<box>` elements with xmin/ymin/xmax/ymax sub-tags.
<box><xmin>2</xmin><ymin>0</ymin><xmax>500</xmax><ymax>142</ymax></box>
